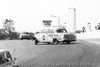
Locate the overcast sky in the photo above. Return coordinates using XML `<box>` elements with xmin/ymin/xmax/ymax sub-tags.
<box><xmin>0</xmin><ymin>0</ymin><xmax>100</xmax><ymax>32</ymax></box>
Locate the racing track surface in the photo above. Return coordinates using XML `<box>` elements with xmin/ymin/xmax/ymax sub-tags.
<box><xmin>0</xmin><ymin>40</ymin><xmax>100</xmax><ymax>67</ymax></box>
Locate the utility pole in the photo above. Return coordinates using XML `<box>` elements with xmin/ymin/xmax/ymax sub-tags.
<box><xmin>69</xmin><ymin>8</ymin><xmax>76</xmax><ymax>33</ymax></box>
<box><xmin>74</xmin><ymin>8</ymin><xmax>76</xmax><ymax>33</ymax></box>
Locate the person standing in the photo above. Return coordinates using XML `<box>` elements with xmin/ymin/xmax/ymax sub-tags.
<box><xmin>82</xmin><ymin>27</ymin><xmax>86</xmax><ymax>32</ymax></box>
<box><xmin>87</xmin><ymin>22</ymin><xmax>92</xmax><ymax>32</ymax></box>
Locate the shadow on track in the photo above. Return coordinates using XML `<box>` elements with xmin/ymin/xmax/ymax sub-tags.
<box><xmin>35</xmin><ymin>42</ymin><xmax>81</xmax><ymax>45</ymax></box>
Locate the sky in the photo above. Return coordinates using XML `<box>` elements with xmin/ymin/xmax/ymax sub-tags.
<box><xmin>0</xmin><ymin>0</ymin><xmax>100</xmax><ymax>32</ymax></box>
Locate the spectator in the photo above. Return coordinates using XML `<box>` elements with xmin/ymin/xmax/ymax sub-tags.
<box><xmin>82</xmin><ymin>27</ymin><xmax>86</xmax><ymax>32</ymax></box>
<box><xmin>87</xmin><ymin>22</ymin><xmax>92</xmax><ymax>31</ymax></box>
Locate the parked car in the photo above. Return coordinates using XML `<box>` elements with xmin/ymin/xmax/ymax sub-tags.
<box><xmin>19</xmin><ymin>32</ymin><xmax>35</xmax><ymax>40</ymax></box>
<box><xmin>95</xmin><ymin>23</ymin><xmax>100</xmax><ymax>30</ymax></box>
<box><xmin>0</xmin><ymin>49</ymin><xmax>19</xmax><ymax>67</ymax></box>
<box><xmin>34</xmin><ymin>27</ymin><xmax>76</xmax><ymax>45</ymax></box>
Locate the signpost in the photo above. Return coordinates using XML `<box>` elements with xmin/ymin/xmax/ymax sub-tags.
<box><xmin>42</xmin><ymin>20</ymin><xmax>52</xmax><ymax>27</ymax></box>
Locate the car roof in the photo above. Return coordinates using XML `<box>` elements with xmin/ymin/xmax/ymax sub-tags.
<box><xmin>42</xmin><ymin>26</ymin><xmax>65</xmax><ymax>30</ymax></box>
<box><xmin>40</xmin><ymin>27</ymin><xmax>66</xmax><ymax>33</ymax></box>
<box><xmin>0</xmin><ymin>49</ymin><xmax>9</xmax><ymax>53</ymax></box>
<box><xmin>0</xmin><ymin>49</ymin><xmax>6</xmax><ymax>52</ymax></box>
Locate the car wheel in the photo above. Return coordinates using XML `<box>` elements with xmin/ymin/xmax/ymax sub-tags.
<box><xmin>53</xmin><ymin>39</ymin><xmax>59</xmax><ymax>45</ymax></box>
<box><xmin>66</xmin><ymin>41</ymin><xmax>71</xmax><ymax>44</ymax></box>
<box><xmin>35</xmin><ymin>39</ymin><xmax>38</xmax><ymax>45</ymax></box>
<box><xmin>12</xmin><ymin>65</ymin><xmax>19</xmax><ymax>67</ymax></box>
<box><xmin>20</xmin><ymin>38</ymin><xmax>23</xmax><ymax>40</ymax></box>
<box><xmin>47</xmin><ymin>42</ymin><xmax>50</xmax><ymax>44</ymax></box>
<box><xmin>27</xmin><ymin>38</ymin><xmax>30</xmax><ymax>40</ymax></box>
<box><xmin>32</xmin><ymin>37</ymin><xmax>35</xmax><ymax>40</ymax></box>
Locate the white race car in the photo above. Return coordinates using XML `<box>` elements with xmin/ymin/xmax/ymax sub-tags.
<box><xmin>34</xmin><ymin>27</ymin><xmax>76</xmax><ymax>45</ymax></box>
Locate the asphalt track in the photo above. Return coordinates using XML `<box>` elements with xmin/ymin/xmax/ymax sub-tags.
<box><xmin>0</xmin><ymin>40</ymin><xmax>100</xmax><ymax>67</ymax></box>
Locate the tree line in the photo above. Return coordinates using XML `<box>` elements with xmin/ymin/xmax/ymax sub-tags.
<box><xmin>0</xmin><ymin>19</ymin><xmax>20</xmax><ymax>40</ymax></box>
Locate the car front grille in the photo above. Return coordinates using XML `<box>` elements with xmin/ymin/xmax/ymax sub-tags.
<box><xmin>64</xmin><ymin>34</ymin><xmax>75</xmax><ymax>40</ymax></box>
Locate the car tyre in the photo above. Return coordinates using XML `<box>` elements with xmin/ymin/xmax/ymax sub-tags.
<box><xmin>66</xmin><ymin>41</ymin><xmax>71</xmax><ymax>44</ymax></box>
<box><xmin>12</xmin><ymin>65</ymin><xmax>20</xmax><ymax>67</ymax></box>
<box><xmin>35</xmin><ymin>38</ymin><xmax>38</xmax><ymax>45</ymax></box>
<box><xmin>21</xmin><ymin>38</ymin><xmax>23</xmax><ymax>40</ymax></box>
<box><xmin>47</xmin><ymin>42</ymin><xmax>50</xmax><ymax>44</ymax></box>
<box><xmin>53</xmin><ymin>39</ymin><xmax>59</xmax><ymax>45</ymax></box>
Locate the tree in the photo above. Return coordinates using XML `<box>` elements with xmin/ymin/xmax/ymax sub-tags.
<box><xmin>2</xmin><ymin>19</ymin><xmax>20</xmax><ymax>40</ymax></box>
<box><xmin>8</xmin><ymin>32</ymin><xmax>20</xmax><ymax>40</ymax></box>
<box><xmin>3</xmin><ymin>19</ymin><xmax>15</xmax><ymax>33</ymax></box>
<box><xmin>0</xmin><ymin>29</ymin><xmax>7</xmax><ymax>40</ymax></box>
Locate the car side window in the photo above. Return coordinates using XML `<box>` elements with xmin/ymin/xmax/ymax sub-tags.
<box><xmin>41</xmin><ymin>29</ymin><xmax>48</xmax><ymax>33</ymax></box>
<box><xmin>41</xmin><ymin>28</ymin><xmax>55</xmax><ymax>33</ymax></box>
<box><xmin>41</xmin><ymin>29</ymin><xmax>45</xmax><ymax>33</ymax></box>
<box><xmin>6</xmin><ymin>52</ymin><xmax>12</xmax><ymax>60</ymax></box>
<box><xmin>56</xmin><ymin>29</ymin><xmax>67</xmax><ymax>33</ymax></box>
<box><xmin>48</xmin><ymin>29</ymin><xmax>55</xmax><ymax>33</ymax></box>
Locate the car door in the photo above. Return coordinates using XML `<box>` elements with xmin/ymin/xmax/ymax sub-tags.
<box><xmin>47</xmin><ymin>29</ymin><xmax>55</xmax><ymax>42</ymax></box>
<box><xmin>40</xmin><ymin>29</ymin><xmax>48</xmax><ymax>42</ymax></box>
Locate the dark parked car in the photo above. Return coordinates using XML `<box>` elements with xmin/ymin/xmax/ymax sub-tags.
<box><xmin>95</xmin><ymin>23</ymin><xmax>100</xmax><ymax>30</ymax></box>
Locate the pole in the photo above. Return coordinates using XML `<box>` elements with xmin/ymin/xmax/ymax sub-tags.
<box><xmin>74</xmin><ymin>8</ymin><xmax>76</xmax><ymax>33</ymax></box>
<box><xmin>69</xmin><ymin>8</ymin><xmax>76</xmax><ymax>33</ymax></box>
<box><xmin>58</xmin><ymin>17</ymin><xmax>60</xmax><ymax>26</ymax></box>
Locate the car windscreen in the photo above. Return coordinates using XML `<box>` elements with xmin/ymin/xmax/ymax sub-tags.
<box><xmin>56</xmin><ymin>29</ymin><xmax>67</xmax><ymax>33</ymax></box>
<box><xmin>0</xmin><ymin>54</ymin><xmax>5</xmax><ymax>65</ymax></box>
<box><xmin>5</xmin><ymin>52</ymin><xmax>12</xmax><ymax>61</ymax></box>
